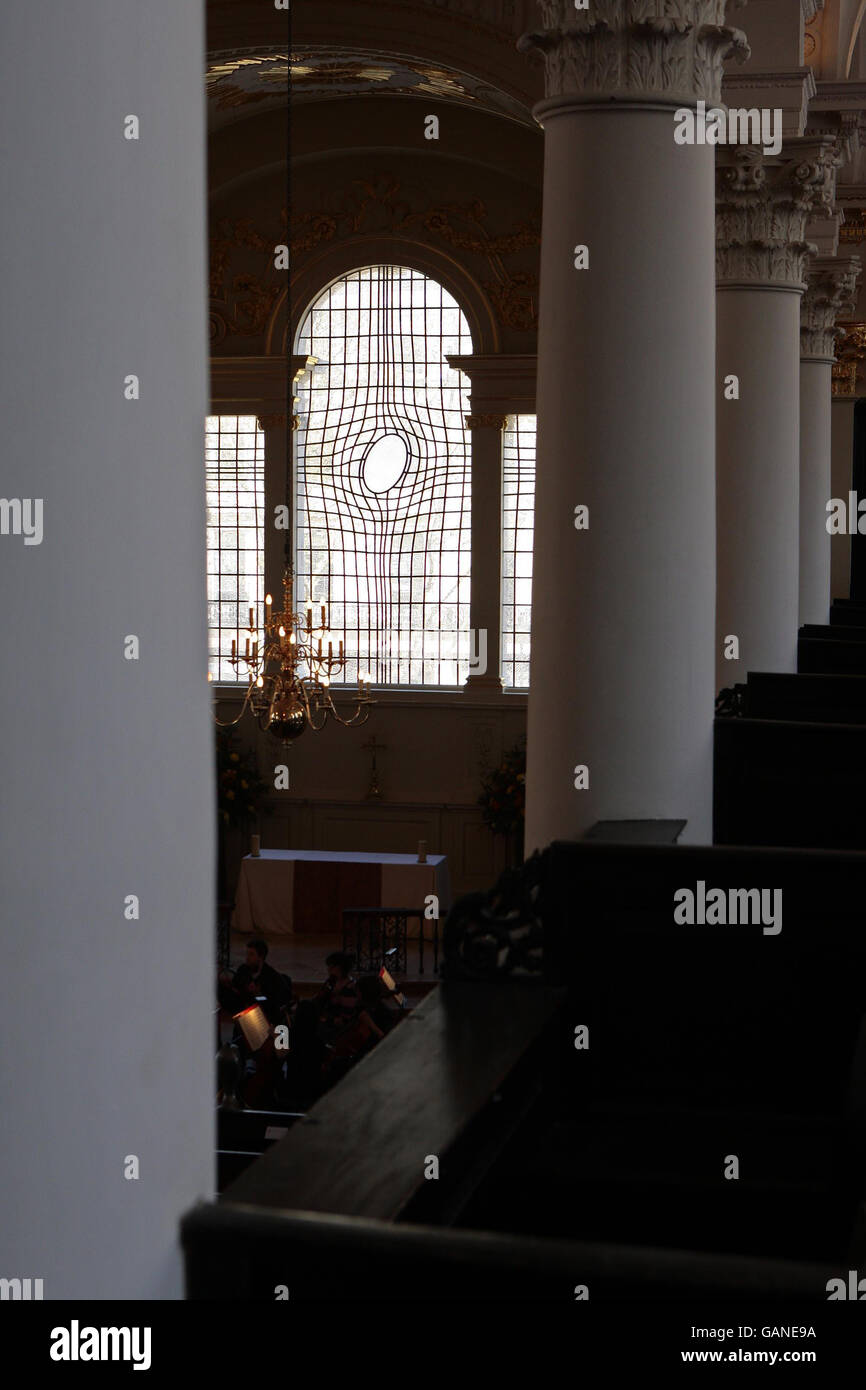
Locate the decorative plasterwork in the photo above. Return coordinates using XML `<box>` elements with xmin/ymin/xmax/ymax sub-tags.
<box><xmin>209</xmin><ymin>176</ymin><xmax>542</xmax><ymax>350</ymax></box>
<box><xmin>840</xmin><ymin>209</ymin><xmax>866</xmax><ymax>244</ymax></box>
<box><xmin>209</xmin><ymin>214</ymin><xmax>287</xmax><ymax>345</ymax></box>
<box><xmin>833</xmin><ymin>322</ymin><xmax>866</xmax><ymax>394</ymax></box>
<box><xmin>205</xmin><ymin>45</ymin><xmax>537</xmax><ymax>128</ymax></box>
<box><xmin>715</xmin><ymin>139</ymin><xmax>841</xmax><ymax>288</ymax></box>
<box><xmin>800</xmin><ymin>256</ymin><xmax>861</xmax><ymax>360</ymax></box>
<box><xmin>518</xmin><ymin>0</ymin><xmax>748</xmax><ymax>107</ymax></box>
<box><xmin>290</xmin><ymin>174</ymin><xmax>541</xmax><ymax>333</ymax></box>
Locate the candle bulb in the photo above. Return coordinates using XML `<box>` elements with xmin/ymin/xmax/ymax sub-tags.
<box><xmin>266</xmin><ymin>594</ymin><xmax>272</xmax><ymax>609</ymax></box>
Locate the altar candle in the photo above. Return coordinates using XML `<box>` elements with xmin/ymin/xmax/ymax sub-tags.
<box><xmin>317</xmin><ymin>638</ymin><xmax>322</xmax><ymax>658</ymax></box>
<box><xmin>320</xmin><ymin>604</ymin><xmax>326</xmax><ymax>628</ymax></box>
<box><xmin>231</xmin><ymin>638</ymin><xmax>236</xmax><ymax>659</ymax></box>
<box><xmin>252</xmin><ymin>641</ymin><xmax>258</xmax><ymax>659</ymax></box>
<box><xmin>328</xmin><ymin>641</ymin><xmax>333</xmax><ymax>660</ymax></box>
<box><xmin>249</xmin><ymin>607</ymin><xmax>254</xmax><ymax>629</ymax></box>
<box><xmin>245</xmin><ymin>637</ymin><xmax>250</xmax><ymax>659</ymax></box>
<box><xmin>339</xmin><ymin>639</ymin><xmax>343</xmax><ymax>659</ymax></box>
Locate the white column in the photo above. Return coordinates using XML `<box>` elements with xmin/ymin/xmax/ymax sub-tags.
<box><xmin>831</xmin><ymin>393</ymin><xmax>858</xmax><ymax>598</ymax></box>
<box><xmin>519</xmin><ymin>1</ymin><xmax>747</xmax><ymax>851</ymax></box>
<box><xmin>716</xmin><ymin>140</ymin><xmax>838</xmax><ymax>686</ymax></box>
<box><xmin>799</xmin><ymin>258</ymin><xmax>860</xmax><ymax>623</ymax></box>
<box><xmin>0</xmin><ymin>2</ymin><xmax>210</xmax><ymax>1298</ymax></box>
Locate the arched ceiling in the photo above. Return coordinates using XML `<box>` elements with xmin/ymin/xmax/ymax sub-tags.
<box><xmin>206</xmin><ymin>47</ymin><xmax>537</xmax><ymax>132</ymax></box>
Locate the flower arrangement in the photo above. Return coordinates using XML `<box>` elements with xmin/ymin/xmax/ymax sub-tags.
<box><xmin>479</xmin><ymin>741</ymin><xmax>526</xmax><ymax>837</ymax></box>
<box><xmin>215</xmin><ymin>728</ymin><xmax>268</xmax><ymax>828</ymax></box>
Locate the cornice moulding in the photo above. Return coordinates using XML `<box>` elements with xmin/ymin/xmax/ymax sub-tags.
<box><xmin>447</xmin><ymin>353</ymin><xmax>537</xmax><ymax>414</ymax></box>
<box><xmin>721</xmin><ymin>67</ymin><xmax>816</xmax><ymax>138</ymax></box>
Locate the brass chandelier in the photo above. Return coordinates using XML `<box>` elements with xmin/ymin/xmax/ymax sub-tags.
<box><xmin>220</xmin><ymin>565</ymin><xmax>375</xmax><ymax>744</ymax></box>
<box><xmin>212</xmin><ymin>362</ymin><xmax>375</xmax><ymax>745</ymax></box>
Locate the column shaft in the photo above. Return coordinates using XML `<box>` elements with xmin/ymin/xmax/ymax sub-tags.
<box><xmin>526</xmin><ymin>108</ymin><xmax>717</xmax><ymax>848</ymax></box>
<box><xmin>798</xmin><ymin>257</ymin><xmax>859</xmax><ymax>625</ymax></box>
<box><xmin>715</xmin><ymin>139</ymin><xmax>839</xmax><ymax>686</ymax></box>
<box><xmin>0</xmin><ymin>0</ymin><xmax>210</xmax><ymax>1297</ymax></box>
<box><xmin>465</xmin><ymin>415</ymin><xmax>505</xmax><ymax>692</ymax></box>
<box><xmin>799</xmin><ymin>358</ymin><xmax>833</xmax><ymax>622</ymax></box>
<box><xmin>716</xmin><ymin>288</ymin><xmax>801</xmax><ymax>678</ymax></box>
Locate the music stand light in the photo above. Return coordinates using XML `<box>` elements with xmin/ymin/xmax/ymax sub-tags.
<box><xmin>234</xmin><ymin>1003</ymin><xmax>270</xmax><ymax>1052</ymax></box>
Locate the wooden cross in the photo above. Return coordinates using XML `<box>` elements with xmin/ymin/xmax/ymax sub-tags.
<box><xmin>362</xmin><ymin>735</ymin><xmax>386</xmax><ymax>799</ymax></box>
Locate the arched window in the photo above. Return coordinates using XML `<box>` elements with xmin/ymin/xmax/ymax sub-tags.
<box><xmin>294</xmin><ymin>265</ymin><xmax>473</xmax><ymax>687</ymax></box>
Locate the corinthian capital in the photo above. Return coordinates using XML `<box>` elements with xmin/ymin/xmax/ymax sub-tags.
<box><xmin>800</xmin><ymin>256</ymin><xmax>861</xmax><ymax>361</ymax></box>
<box><xmin>715</xmin><ymin>138</ymin><xmax>841</xmax><ymax>289</ymax></box>
<box><xmin>518</xmin><ymin>0</ymin><xmax>749</xmax><ymax>108</ymax></box>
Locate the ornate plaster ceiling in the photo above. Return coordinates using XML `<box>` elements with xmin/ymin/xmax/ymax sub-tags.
<box><xmin>206</xmin><ymin>47</ymin><xmax>536</xmax><ymax>129</ymax></box>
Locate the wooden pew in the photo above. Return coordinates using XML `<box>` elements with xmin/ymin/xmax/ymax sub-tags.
<box><xmin>742</xmin><ymin>671</ymin><xmax>866</xmax><ymax>724</ymax></box>
<box><xmin>531</xmin><ymin>840</ymin><xmax>866</xmax><ymax>1262</ymax></box>
<box><xmin>799</xmin><ymin>624</ymin><xmax>866</xmax><ymax>674</ymax></box>
<box><xmin>183</xmin><ymin>841</ymin><xmax>866</xmax><ymax>1298</ymax></box>
<box><xmin>830</xmin><ymin>601</ymin><xmax>866</xmax><ymax>628</ymax></box>
<box><xmin>714</xmin><ymin>716</ymin><xmax>866</xmax><ymax>849</ymax></box>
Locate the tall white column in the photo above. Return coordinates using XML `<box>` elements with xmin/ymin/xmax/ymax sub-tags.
<box><xmin>799</xmin><ymin>258</ymin><xmax>860</xmax><ymax>623</ymax></box>
<box><xmin>0</xmin><ymin>2</ymin><xmax>211</xmax><ymax>1298</ymax></box>
<box><xmin>716</xmin><ymin>141</ymin><xmax>838</xmax><ymax>686</ymax></box>
<box><xmin>519</xmin><ymin>1</ymin><xmax>745</xmax><ymax>851</ymax></box>
<box><xmin>831</xmin><ymin>393</ymin><xmax>858</xmax><ymax>598</ymax></box>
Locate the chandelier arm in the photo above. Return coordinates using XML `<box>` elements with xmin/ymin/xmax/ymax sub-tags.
<box><xmin>212</xmin><ymin>679</ymin><xmax>257</xmax><ymax>729</ymax></box>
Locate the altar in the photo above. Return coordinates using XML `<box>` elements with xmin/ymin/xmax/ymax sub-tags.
<box><xmin>232</xmin><ymin>848</ymin><xmax>451</xmax><ymax>937</ymax></box>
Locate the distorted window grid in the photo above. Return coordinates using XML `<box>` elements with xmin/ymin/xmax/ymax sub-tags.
<box><xmin>206</xmin><ymin>415</ymin><xmax>264</xmax><ymax>683</ymax></box>
<box><xmin>501</xmin><ymin>414</ymin><xmax>535</xmax><ymax>689</ymax></box>
<box><xmin>295</xmin><ymin>266</ymin><xmax>473</xmax><ymax>686</ymax></box>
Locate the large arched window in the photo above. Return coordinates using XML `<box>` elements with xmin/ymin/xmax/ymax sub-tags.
<box><xmin>294</xmin><ymin>265</ymin><xmax>473</xmax><ymax>687</ymax></box>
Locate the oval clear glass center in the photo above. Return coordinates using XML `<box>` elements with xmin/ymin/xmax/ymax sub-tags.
<box><xmin>362</xmin><ymin>433</ymin><xmax>408</xmax><ymax>493</ymax></box>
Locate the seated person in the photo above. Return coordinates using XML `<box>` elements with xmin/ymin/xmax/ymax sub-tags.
<box><xmin>218</xmin><ymin>937</ymin><xmax>292</xmax><ymax>1026</ymax></box>
<box><xmin>312</xmin><ymin>952</ymin><xmax>361</xmax><ymax>1040</ymax></box>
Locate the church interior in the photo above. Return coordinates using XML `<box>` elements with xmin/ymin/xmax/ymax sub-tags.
<box><xmin>5</xmin><ymin>0</ymin><xmax>866</xmax><ymax>1316</ymax></box>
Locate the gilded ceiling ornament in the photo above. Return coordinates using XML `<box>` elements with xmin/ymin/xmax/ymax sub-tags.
<box><xmin>840</xmin><ymin>210</ymin><xmax>866</xmax><ymax>245</ymax></box>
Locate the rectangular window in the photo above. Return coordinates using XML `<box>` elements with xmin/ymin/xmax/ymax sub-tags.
<box><xmin>501</xmin><ymin>414</ymin><xmax>536</xmax><ymax>690</ymax></box>
<box><xmin>206</xmin><ymin>415</ymin><xmax>264</xmax><ymax>682</ymax></box>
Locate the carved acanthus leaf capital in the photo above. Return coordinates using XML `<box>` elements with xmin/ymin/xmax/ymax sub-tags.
<box><xmin>716</xmin><ymin>139</ymin><xmax>842</xmax><ymax>289</ymax></box>
<box><xmin>800</xmin><ymin>257</ymin><xmax>861</xmax><ymax>360</ymax></box>
<box><xmin>519</xmin><ymin>0</ymin><xmax>749</xmax><ymax>107</ymax></box>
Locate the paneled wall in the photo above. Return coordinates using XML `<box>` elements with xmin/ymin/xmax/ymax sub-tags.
<box><xmin>217</xmin><ymin>693</ymin><xmax>527</xmax><ymax>906</ymax></box>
